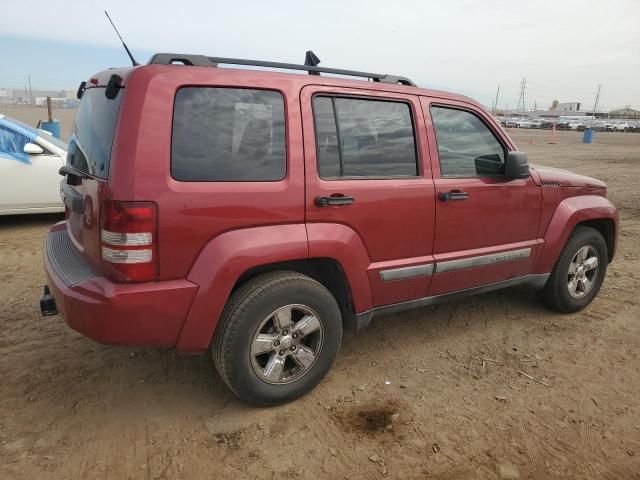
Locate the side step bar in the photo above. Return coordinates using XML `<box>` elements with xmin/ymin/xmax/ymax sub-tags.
<box><xmin>355</xmin><ymin>273</ymin><xmax>550</xmax><ymax>331</ymax></box>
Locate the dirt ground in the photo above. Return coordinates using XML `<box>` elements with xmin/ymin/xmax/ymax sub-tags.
<box><xmin>1</xmin><ymin>126</ymin><xmax>639</xmax><ymax>480</ymax></box>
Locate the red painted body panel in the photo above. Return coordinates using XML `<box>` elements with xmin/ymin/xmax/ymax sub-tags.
<box><xmin>176</xmin><ymin>224</ymin><xmax>309</xmax><ymax>353</ymax></box>
<box><xmin>420</xmin><ymin>97</ymin><xmax>542</xmax><ymax>293</ymax></box>
<box><xmin>65</xmin><ymin>178</ymin><xmax>105</xmax><ymax>273</ymax></box>
<box><xmin>306</xmin><ymin>223</ymin><xmax>373</xmax><ymax>312</ymax></box>
<box><xmin>533</xmin><ymin>195</ymin><xmax>618</xmax><ymax>273</ymax></box>
<box><xmin>110</xmin><ymin>68</ymin><xmax>307</xmax><ymax>281</ymax></box>
<box><xmin>301</xmin><ymin>86</ymin><xmax>437</xmax><ymax>307</ymax></box>
<box><xmin>429</xmin><ymin>240</ymin><xmax>541</xmax><ymax>295</ymax></box>
<box><xmin>44</xmin><ymin>63</ymin><xmax>619</xmax><ymax>353</ymax></box>
<box><xmin>45</xmin><ymin>225</ymin><xmax>197</xmax><ymax>346</ymax></box>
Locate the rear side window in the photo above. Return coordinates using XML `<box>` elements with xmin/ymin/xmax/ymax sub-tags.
<box><xmin>430</xmin><ymin>106</ymin><xmax>506</xmax><ymax>178</ymax></box>
<box><xmin>312</xmin><ymin>96</ymin><xmax>418</xmax><ymax>178</ymax></box>
<box><xmin>172</xmin><ymin>88</ymin><xmax>286</xmax><ymax>181</ymax></box>
<box><xmin>68</xmin><ymin>87</ymin><xmax>123</xmax><ymax>178</ymax></box>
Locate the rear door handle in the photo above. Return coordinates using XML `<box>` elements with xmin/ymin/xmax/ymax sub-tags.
<box><xmin>315</xmin><ymin>195</ymin><xmax>355</xmax><ymax>207</ymax></box>
<box><xmin>439</xmin><ymin>191</ymin><xmax>469</xmax><ymax>201</ymax></box>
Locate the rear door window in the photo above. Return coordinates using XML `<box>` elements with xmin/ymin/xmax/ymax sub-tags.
<box><xmin>171</xmin><ymin>88</ymin><xmax>286</xmax><ymax>181</ymax></box>
<box><xmin>68</xmin><ymin>87</ymin><xmax>123</xmax><ymax>178</ymax></box>
<box><xmin>312</xmin><ymin>96</ymin><xmax>418</xmax><ymax>179</ymax></box>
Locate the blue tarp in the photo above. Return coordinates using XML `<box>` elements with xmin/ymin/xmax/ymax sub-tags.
<box><xmin>0</xmin><ymin>116</ymin><xmax>38</xmax><ymax>164</ymax></box>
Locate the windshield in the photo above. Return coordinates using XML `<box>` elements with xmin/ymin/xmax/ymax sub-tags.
<box><xmin>67</xmin><ymin>87</ymin><xmax>123</xmax><ymax>178</ymax></box>
<box><xmin>38</xmin><ymin>130</ymin><xmax>68</xmax><ymax>150</ymax></box>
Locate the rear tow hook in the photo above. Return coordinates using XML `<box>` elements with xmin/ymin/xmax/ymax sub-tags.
<box><xmin>40</xmin><ymin>285</ymin><xmax>58</xmax><ymax>316</ymax></box>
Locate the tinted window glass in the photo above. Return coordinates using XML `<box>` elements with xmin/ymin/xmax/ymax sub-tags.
<box><xmin>430</xmin><ymin>106</ymin><xmax>505</xmax><ymax>177</ymax></box>
<box><xmin>68</xmin><ymin>87</ymin><xmax>123</xmax><ymax>178</ymax></box>
<box><xmin>172</xmin><ymin>88</ymin><xmax>285</xmax><ymax>181</ymax></box>
<box><xmin>313</xmin><ymin>96</ymin><xmax>418</xmax><ymax>178</ymax></box>
<box><xmin>313</xmin><ymin>97</ymin><xmax>341</xmax><ymax>177</ymax></box>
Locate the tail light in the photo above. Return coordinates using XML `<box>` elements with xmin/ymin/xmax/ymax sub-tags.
<box><xmin>100</xmin><ymin>201</ymin><xmax>158</xmax><ymax>282</ymax></box>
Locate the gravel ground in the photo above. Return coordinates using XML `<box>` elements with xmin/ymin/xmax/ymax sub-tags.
<box><xmin>1</xmin><ymin>126</ymin><xmax>639</xmax><ymax>479</ymax></box>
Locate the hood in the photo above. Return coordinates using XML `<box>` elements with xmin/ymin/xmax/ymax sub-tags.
<box><xmin>530</xmin><ymin>164</ymin><xmax>606</xmax><ymax>189</ymax></box>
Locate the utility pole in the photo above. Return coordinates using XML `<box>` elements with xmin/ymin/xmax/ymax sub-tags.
<box><xmin>28</xmin><ymin>74</ymin><xmax>33</xmax><ymax>105</ymax></box>
<box><xmin>516</xmin><ymin>78</ymin><xmax>527</xmax><ymax>113</ymax></box>
<box><xmin>492</xmin><ymin>85</ymin><xmax>500</xmax><ymax>114</ymax></box>
<box><xmin>592</xmin><ymin>84</ymin><xmax>602</xmax><ymax>125</ymax></box>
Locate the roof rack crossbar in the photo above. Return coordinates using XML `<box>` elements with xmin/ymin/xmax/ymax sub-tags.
<box><xmin>147</xmin><ymin>53</ymin><xmax>416</xmax><ymax>86</ymax></box>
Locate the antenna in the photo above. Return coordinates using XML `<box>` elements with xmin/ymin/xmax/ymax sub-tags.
<box><xmin>104</xmin><ymin>10</ymin><xmax>139</xmax><ymax>66</ymax></box>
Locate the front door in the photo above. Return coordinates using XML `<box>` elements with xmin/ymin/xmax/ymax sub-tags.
<box><xmin>421</xmin><ymin>98</ymin><xmax>541</xmax><ymax>296</ymax></box>
<box><xmin>302</xmin><ymin>86</ymin><xmax>436</xmax><ymax>307</ymax></box>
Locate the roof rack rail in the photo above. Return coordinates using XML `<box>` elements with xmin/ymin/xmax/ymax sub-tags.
<box><xmin>147</xmin><ymin>51</ymin><xmax>416</xmax><ymax>86</ymax></box>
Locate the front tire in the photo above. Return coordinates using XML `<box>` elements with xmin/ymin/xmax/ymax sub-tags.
<box><xmin>212</xmin><ymin>271</ymin><xmax>342</xmax><ymax>406</ymax></box>
<box><xmin>540</xmin><ymin>226</ymin><xmax>608</xmax><ymax>313</ymax></box>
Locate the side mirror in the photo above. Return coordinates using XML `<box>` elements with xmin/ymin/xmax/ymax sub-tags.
<box><xmin>504</xmin><ymin>151</ymin><xmax>529</xmax><ymax>179</ymax></box>
<box><xmin>24</xmin><ymin>143</ymin><xmax>44</xmax><ymax>155</ymax></box>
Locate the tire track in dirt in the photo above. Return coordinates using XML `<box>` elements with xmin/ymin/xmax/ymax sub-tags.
<box><xmin>520</xmin><ymin>414</ymin><xmax>546</xmax><ymax>475</ymax></box>
<box><xmin>303</xmin><ymin>389</ymin><xmax>362</xmax><ymax>472</ymax></box>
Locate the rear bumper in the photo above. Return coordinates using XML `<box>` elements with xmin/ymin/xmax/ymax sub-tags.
<box><xmin>44</xmin><ymin>223</ymin><xmax>198</xmax><ymax>347</ymax></box>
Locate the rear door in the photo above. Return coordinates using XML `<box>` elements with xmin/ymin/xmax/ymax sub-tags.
<box><xmin>421</xmin><ymin>98</ymin><xmax>541</xmax><ymax>296</ymax></box>
<box><xmin>62</xmin><ymin>86</ymin><xmax>123</xmax><ymax>270</ymax></box>
<box><xmin>302</xmin><ymin>86</ymin><xmax>436</xmax><ymax>307</ymax></box>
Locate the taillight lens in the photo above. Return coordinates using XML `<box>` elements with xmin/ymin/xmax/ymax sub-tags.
<box><xmin>100</xmin><ymin>201</ymin><xmax>158</xmax><ymax>282</ymax></box>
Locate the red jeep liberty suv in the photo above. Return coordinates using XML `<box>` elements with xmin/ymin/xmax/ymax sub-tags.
<box><xmin>42</xmin><ymin>52</ymin><xmax>618</xmax><ymax>405</ymax></box>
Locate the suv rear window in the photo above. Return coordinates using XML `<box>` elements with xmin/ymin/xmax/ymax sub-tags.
<box><xmin>67</xmin><ymin>87</ymin><xmax>123</xmax><ymax>179</ymax></box>
<box><xmin>172</xmin><ymin>88</ymin><xmax>286</xmax><ymax>181</ymax></box>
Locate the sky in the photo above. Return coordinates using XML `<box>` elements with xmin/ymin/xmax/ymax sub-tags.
<box><xmin>1</xmin><ymin>0</ymin><xmax>639</xmax><ymax>111</ymax></box>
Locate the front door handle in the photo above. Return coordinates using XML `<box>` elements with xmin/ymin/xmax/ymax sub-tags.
<box><xmin>439</xmin><ymin>190</ymin><xmax>469</xmax><ymax>201</ymax></box>
<box><xmin>315</xmin><ymin>195</ymin><xmax>355</xmax><ymax>207</ymax></box>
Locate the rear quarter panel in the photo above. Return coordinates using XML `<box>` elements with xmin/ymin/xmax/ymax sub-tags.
<box><xmin>109</xmin><ymin>66</ymin><xmax>306</xmax><ymax>281</ymax></box>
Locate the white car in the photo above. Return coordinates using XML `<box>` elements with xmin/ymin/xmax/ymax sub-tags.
<box><xmin>0</xmin><ymin>114</ymin><xmax>67</xmax><ymax>215</ymax></box>
<box><xmin>516</xmin><ymin>119</ymin><xmax>534</xmax><ymax>128</ymax></box>
<box><xmin>613</xmin><ymin>122</ymin><xmax>630</xmax><ymax>132</ymax></box>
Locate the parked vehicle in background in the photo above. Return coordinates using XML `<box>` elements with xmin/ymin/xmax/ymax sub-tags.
<box><xmin>501</xmin><ymin>118</ymin><xmax>519</xmax><ymax>128</ymax></box>
<box><xmin>42</xmin><ymin>52</ymin><xmax>618</xmax><ymax>405</ymax></box>
<box><xmin>613</xmin><ymin>122</ymin><xmax>630</xmax><ymax>132</ymax></box>
<box><xmin>537</xmin><ymin>119</ymin><xmax>554</xmax><ymax>129</ymax></box>
<box><xmin>516</xmin><ymin>118</ymin><xmax>535</xmax><ymax>128</ymax></box>
<box><xmin>0</xmin><ymin>114</ymin><xmax>67</xmax><ymax>215</ymax></box>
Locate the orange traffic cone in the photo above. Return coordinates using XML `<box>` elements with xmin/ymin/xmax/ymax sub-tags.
<box><xmin>529</xmin><ymin>137</ymin><xmax>535</xmax><ymax>145</ymax></box>
<box><xmin>549</xmin><ymin>125</ymin><xmax>556</xmax><ymax>145</ymax></box>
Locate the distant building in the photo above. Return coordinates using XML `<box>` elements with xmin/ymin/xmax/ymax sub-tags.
<box><xmin>552</xmin><ymin>102</ymin><xmax>581</xmax><ymax>112</ymax></box>
<box><xmin>0</xmin><ymin>88</ymin><xmax>75</xmax><ymax>105</ymax></box>
<box><xmin>609</xmin><ymin>107</ymin><xmax>640</xmax><ymax>119</ymax></box>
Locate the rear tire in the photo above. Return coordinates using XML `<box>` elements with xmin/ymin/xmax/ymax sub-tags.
<box><xmin>540</xmin><ymin>226</ymin><xmax>607</xmax><ymax>313</ymax></box>
<box><xmin>212</xmin><ymin>271</ymin><xmax>342</xmax><ymax>406</ymax></box>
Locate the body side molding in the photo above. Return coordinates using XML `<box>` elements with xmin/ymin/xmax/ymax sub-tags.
<box><xmin>379</xmin><ymin>263</ymin><xmax>434</xmax><ymax>282</ymax></box>
<box><xmin>435</xmin><ymin>248</ymin><xmax>531</xmax><ymax>273</ymax></box>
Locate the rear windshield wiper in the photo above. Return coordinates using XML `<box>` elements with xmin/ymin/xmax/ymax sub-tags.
<box><xmin>59</xmin><ymin>164</ymin><xmax>90</xmax><ymax>179</ymax></box>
